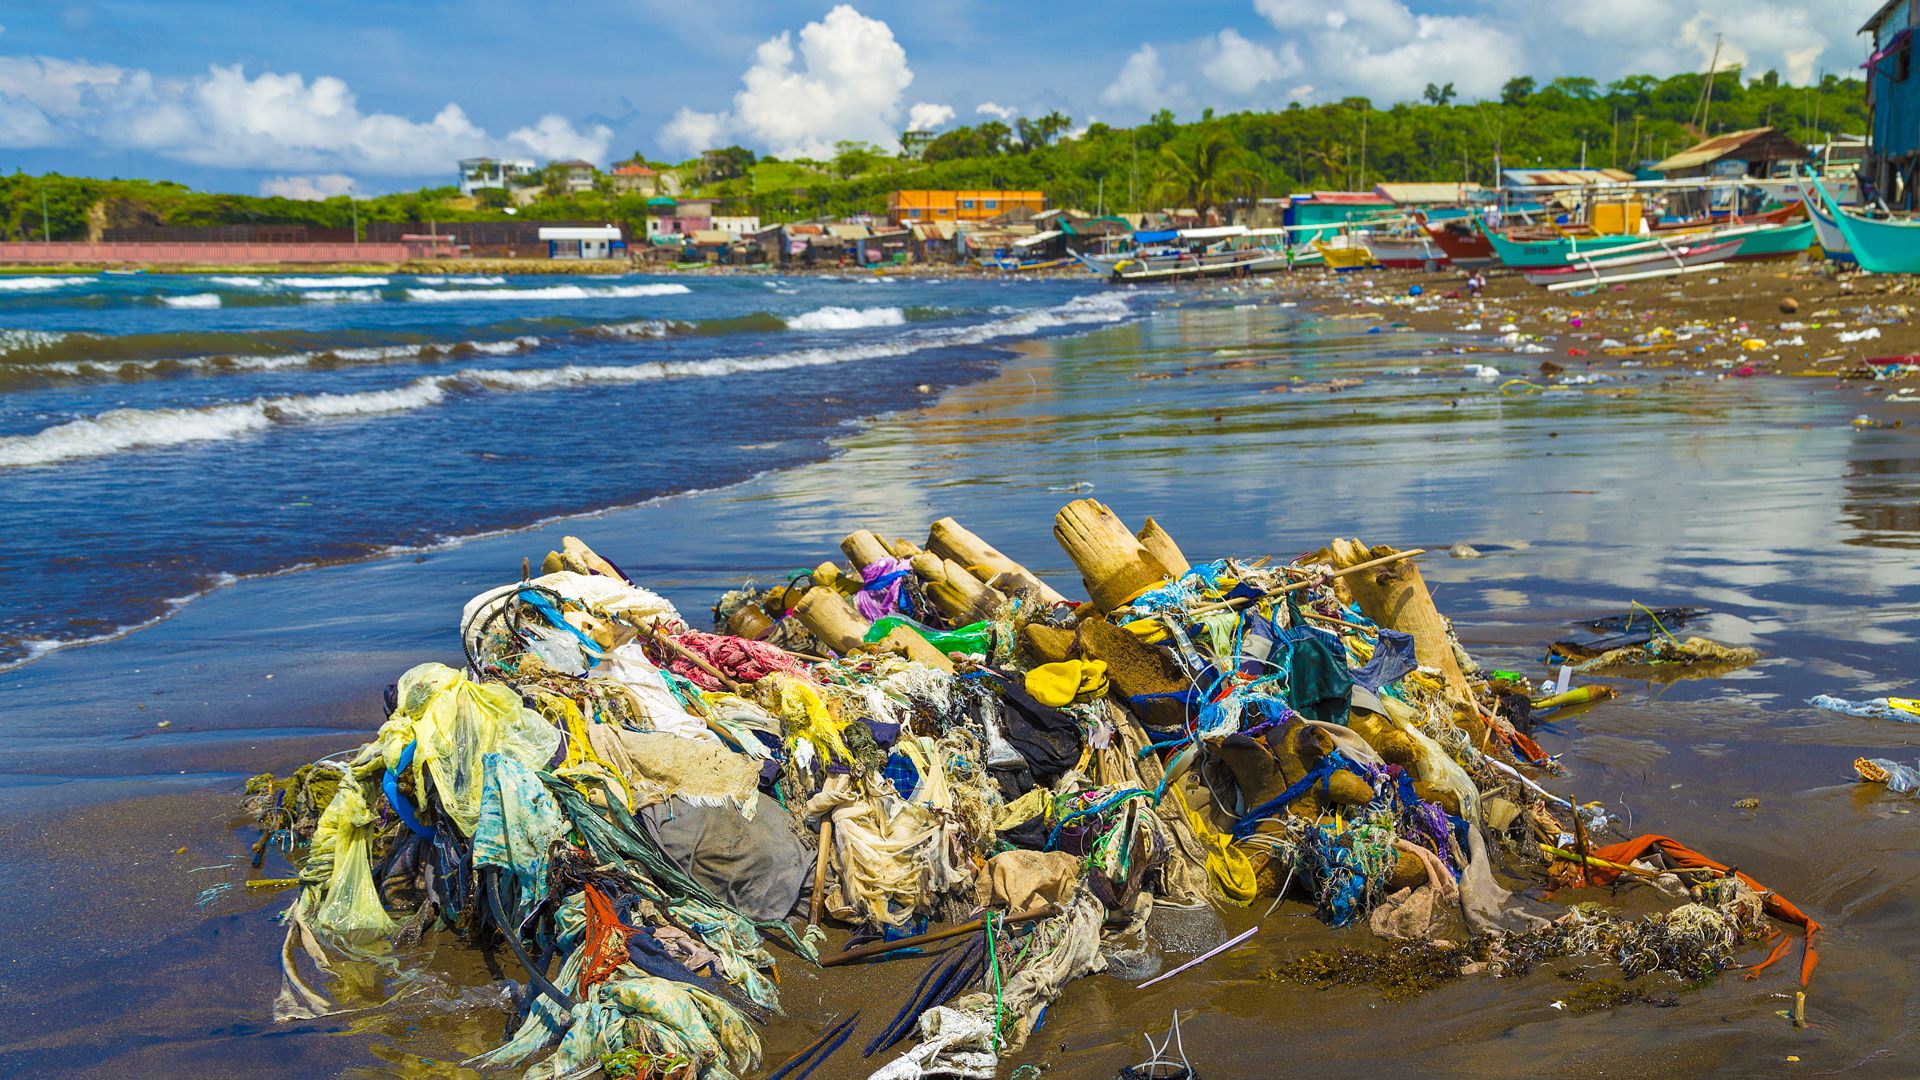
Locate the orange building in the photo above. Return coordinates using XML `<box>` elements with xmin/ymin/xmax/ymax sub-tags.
<box><xmin>888</xmin><ymin>190</ymin><xmax>1044</xmax><ymax>227</ymax></box>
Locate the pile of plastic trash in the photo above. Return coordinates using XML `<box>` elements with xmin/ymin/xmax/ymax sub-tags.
<box><xmin>245</xmin><ymin>503</ymin><xmax>1823</xmax><ymax>1079</ymax></box>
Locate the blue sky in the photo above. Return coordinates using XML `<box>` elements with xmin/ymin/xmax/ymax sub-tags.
<box><xmin>0</xmin><ymin>1</ymin><xmax>1878</xmax><ymax>197</ymax></box>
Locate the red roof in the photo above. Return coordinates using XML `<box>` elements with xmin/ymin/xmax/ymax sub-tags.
<box><xmin>1310</xmin><ymin>191</ymin><xmax>1391</xmax><ymax>204</ymax></box>
<box><xmin>612</xmin><ymin>163</ymin><xmax>657</xmax><ymax>176</ymax></box>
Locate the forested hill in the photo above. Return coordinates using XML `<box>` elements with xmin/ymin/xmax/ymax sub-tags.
<box><xmin>0</xmin><ymin>68</ymin><xmax>1868</xmax><ymax>240</ymax></box>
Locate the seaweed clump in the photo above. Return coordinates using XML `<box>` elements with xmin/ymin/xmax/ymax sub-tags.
<box><xmin>1261</xmin><ymin>940</ymin><xmax>1469</xmax><ymax>1001</ymax></box>
<box><xmin>1262</xmin><ymin>900</ymin><xmax>1766</xmax><ymax>1002</ymax></box>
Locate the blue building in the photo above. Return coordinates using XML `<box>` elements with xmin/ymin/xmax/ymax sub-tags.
<box><xmin>1863</xmin><ymin>0</ymin><xmax>1920</xmax><ymax>203</ymax></box>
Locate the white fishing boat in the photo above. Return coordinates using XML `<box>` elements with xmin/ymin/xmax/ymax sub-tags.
<box><xmin>1523</xmin><ymin>238</ymin><xmax>1741</xmax><ymax>290</ymax></box>
<box><xmin>1803</xmin><ymin>194</ymin><xmax>1857</xmax><ymax>264</ymax></box>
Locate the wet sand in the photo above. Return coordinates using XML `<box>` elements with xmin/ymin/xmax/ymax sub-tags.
<box><xmin>4</xmin><ymin>272</ymin><xmax>1919</xmax><ymax>1079</ymax></box>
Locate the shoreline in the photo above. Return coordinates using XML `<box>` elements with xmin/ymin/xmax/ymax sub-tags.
<box><xmin>5</xmin><ymin>265</ymin><xmax>1919</xmax><ymax>1078</ymax></box>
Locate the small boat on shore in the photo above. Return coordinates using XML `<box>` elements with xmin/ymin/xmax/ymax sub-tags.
<box><xmin>1106</xmin><ymin>248</ymin><xmax>1289</xmax><ymax>283</ymax></box>
<box><xmin>1311</xmin><ymin>236</ymin><xmax>1376</xmax><ymax>270</ymax></box>
<box><xmin>1522</xmin><ymin>238</ymin><xmax>1740</xmax><ymax>290</ymax></box>
<box><xmin>1425</xmin><ymin>223</ymin><xmax>1495</xmax><ymax>268</ymax></box>
<box><xmin>1810</xmin><ymin>176</ymin><xmax>1919</xmax><ymax>272</ymax></box>
<box><xmin>1359</xmin><ymin>231</ymin><xmax>1445</xmax><ymax>269</ymax></box>
<box><xmin>1804</xmin><ymin>193</ymin><xmax>1856</xmax><ymax>264</ymax></box>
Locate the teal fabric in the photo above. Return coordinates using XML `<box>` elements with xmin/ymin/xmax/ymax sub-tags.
<box><xmin>472</xmin><ymin>753</ymin><xmax>570</xmax><ymax>910</ymax></box>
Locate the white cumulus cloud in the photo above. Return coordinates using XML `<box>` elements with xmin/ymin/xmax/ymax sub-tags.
<box><xmin>975</xmin><ymin>102</ymin><xmax>1018</xmax><ymax>119</ymax></box>
<box><xmin>908</xmin><ymin>102</ymin><xmax>954</xmax><ymax>130</ymax></box>
<box><xmin>656</xmin><ymin>5</ymin><xmax>916</xmax><ymax>161</ymax></box>
<box><xmin>1100</xmin><ymin>44</ymin><xmax>1190</xmax><ymax>114</ymax></box>
<box><xmin>259</xmin><ymin>173</ymin><xmax>355</xmax><ymax>200</ymax></box>
<box><xmin>0</xmin><ymin>56</ymin><xmax>611</xmax><ymax>174</ymax></box>
<box><xmin>1203</xmin><ymin>28</ymin><xmax>1298</xmax><ymax>94</ymax></box>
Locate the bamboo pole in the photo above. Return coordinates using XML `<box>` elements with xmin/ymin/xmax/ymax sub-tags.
<box><xmin>653</xmin><ymin>627</ymin><xmax>745</xmax><ymax>693</ymax></box>
<box><xmin>1136</xmin><ymin>516</ymin><xmax>1191</xmax><ymax>578</ymax></box>
<box><xmin>793</xmin><ymin>587</ymin><xmax>870</xmax><ymax>654</ymax></box>
<box><xmin>1186</xmin><ymin>549</ymin><xmax>1426</xmax><ymax>616</ymax></box>
<box><xmin>839</xmin><ymin>529</ymin><xmax>894</xmax><ymax>570</ymax></box>
<box><xmin>1053</xmin><ymin>499</ymin><xmax>1172</xmax><ymax>612</ymax></box>
<box><xmin>810</xmin><ymin>819</ymin><xmax>834</xmax><ymax>926</ymax></box>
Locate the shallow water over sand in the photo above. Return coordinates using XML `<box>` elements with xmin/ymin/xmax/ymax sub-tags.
<box><xmin>3</xmin><ymin>280</ymin><xmax>1918</xmax><ymax>1079</ymax></box>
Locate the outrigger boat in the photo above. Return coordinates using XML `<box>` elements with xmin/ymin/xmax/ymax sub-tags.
<box><xmin>1482</xmin><ymin>218</ymin><xmax>1814</xmax><ymax>268</ymax></box>
<box><xmin>1522</xmin><ymin>238</ymin><xmax>1741</xmax><ymax>291</ymax></box>
<box><xmin>1803</xmin><ymin>191</ymin><xmax>1857</xmax><ymax>264</ymax></box>
<box><xmin>1105</xmin><ymin>247</ymin><xmax>1290</xmax><ymax>283</ymax></box>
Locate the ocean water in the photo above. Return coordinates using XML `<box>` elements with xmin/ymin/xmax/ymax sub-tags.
<box><xmin>4</xmin><ymin>271</ymin><xmax>1920</xmax><ymax>1079</ymax></box>
<box><xmin>0</xmin><ymin>271</ymin><xmax>1132</xmax><ymax>667</ymax></box>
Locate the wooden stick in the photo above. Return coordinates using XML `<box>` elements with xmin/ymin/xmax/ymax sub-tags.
<box><xmin>1300</xmin><ymin>611</ymin><xmax>1374</xmax><ymax>633</ymax></box>
<box><xmin>810</xmin><ymin>819</ymin><xmax>834</xmax><ymax>927</ymax></box>
<box><xmin>653</xmin><ymin>627</ymin><xmax>745</xmax><ymax>693</ymax></box>
<box><xmin>819</xmin><ymin>903</ymin><xmax>1060</xmax><ymax>967</ymax></box>
<box><xmin>1187</xmin><ymin>549</ymin><xmax>1426</xmax><ymax>615</ymax></box>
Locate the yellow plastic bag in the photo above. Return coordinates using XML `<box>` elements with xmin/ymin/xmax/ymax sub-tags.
<box><xmin>308</xmin><ymin>781</ymin><xmax>398</xmax><ymax>942</ymax></box>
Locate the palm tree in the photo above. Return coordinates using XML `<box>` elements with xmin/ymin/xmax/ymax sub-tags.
<box><xmin>1152</xmin><ymin>130</ymin><xmax>1255</xmax><ymax>216</ymax></box>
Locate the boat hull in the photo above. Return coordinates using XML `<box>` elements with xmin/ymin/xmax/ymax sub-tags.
<box><xmin>1812</xmin><ymin>178</ymin><xmax>1920</xmax><ymax>273</ymax></box>
<box><xmin>1426</xmin><ymin>226</ymin><xmax>1496</xmax><ymax>268</ymax></box>
<box><xmin>1521</xmin><ymin>239</ymin><xmax>1740</xmax><ymax>286</ymax></box>
<box><xmin>1108</xmin><ymin>253</ymin><xmax>1289</xmax><ymax>282</ymax></box>
<box><xmin>1804</xmin><ymin>195</ymin><xmax>1858</xmax><ymax>263</ymax></box>
<box><xmin>1360</xmin><ymin>235</ymin><xmax>1446</xmax><ymax>269</ymax></box>
<box><xmin>1727</xmin><ymin>220</ymin><xmax>1817</xmax><ymax>262</ymax></box>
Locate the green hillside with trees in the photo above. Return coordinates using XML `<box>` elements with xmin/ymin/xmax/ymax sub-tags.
<box><xmin>0</xmin><ymin>68</ymin><xmax>1867</xmax><ymax>240</ymax></box>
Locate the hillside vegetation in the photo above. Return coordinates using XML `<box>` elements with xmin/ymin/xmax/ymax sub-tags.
<box><xmin>0</xmin><ymin>69</ymin><xmax>1866</xmax><ymax>240</ymax></box>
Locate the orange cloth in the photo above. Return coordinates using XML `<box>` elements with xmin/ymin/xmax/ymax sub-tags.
<box><xmin>1582</xmin><ymin>833</ymin><xmax>1821</xmax><ymax>987</ymax></box>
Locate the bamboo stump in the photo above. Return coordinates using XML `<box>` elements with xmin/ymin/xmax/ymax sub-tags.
<box><xmin>1136</xmin><ymin>516</ymin><xmax>1191</xmax><ymax>578</ymax></box>
<box><xmin>925</xmin><ymin>517</ymin><xmax>1068</xmax><ymax>605</ymax></box>
<box><xmin>1053</xmin><ymin>500</ymin><xmax>1172</xmax><ymax>612</ymax></box>
<box><xmin>1331</xmin><ymin>537</ymin><xmax>1476</xmax><ymax>708</ymax></box>
<box><xmin>839</xmin><ymin>529</ymin><xmax>895</xmax><ymax>571</ymax></box>
<box><xmin>909</xmin><ymin>552</ymin><xmax>1005</xmax><ymax>622</ymax></box>
<box><xmin>793</xmin><ymin>587</ymin><xmax>870</xmax><ymax>655</ymax></box>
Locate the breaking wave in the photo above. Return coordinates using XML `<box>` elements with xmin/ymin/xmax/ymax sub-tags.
<box><xmin>785</xmin><ymin>305</ymin><xmax>907</xmax><ymax>331</ymax></box>
<box><xmin>0</xmin><ymin>291</ymin><xmax>1133</xmax><ymax>468</ymax></box>
<box><xmin>0</xmin><ymin>277</ymin><xmax>76</xmax><ymax>291</ymax></box>
<box><xmin>274</xmin><ymin>276</ymin><xmax>390</xmax><ymax>288</ymax></box>
<box><xmin>403</xmin><ymin>282</ymin><xmax>693</xmax><ymax>302</ymax></box>
<box><xmin>161</xmin><ymin>293</ymin><xmax>221</xmax><ymax>308</ymax></box>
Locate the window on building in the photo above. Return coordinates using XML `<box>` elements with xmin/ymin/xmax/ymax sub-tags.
<box><xmin>985</xmin><ymin>200</ymin><xmax>998</xmax><ymax>209</ymax></box>
<box><xmin>908</xmin><ymin>208</ymin><xmax>921</xmax><ymax>218</ymax></box>
<box><xmin>961</xmin><ymin>200</ymin><xmax>974</xmax><ymax>209</ymax></box>
<box><xmin>1900</xmin><ymin>41</ymin><xmax>1913</xmax><ymax>83</ymax></box>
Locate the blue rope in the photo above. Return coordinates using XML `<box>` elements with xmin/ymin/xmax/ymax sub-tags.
<box><xmin>1229</xmin><ymin>749</ymin><xmax>1364</xmax><ymax>841</ymax></box>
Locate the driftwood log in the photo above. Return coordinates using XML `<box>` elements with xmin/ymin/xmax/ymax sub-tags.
<box><xmin>908</xmin><ymin>553</ymin><xmax>1005</xmax><ymax>623</ymax></box>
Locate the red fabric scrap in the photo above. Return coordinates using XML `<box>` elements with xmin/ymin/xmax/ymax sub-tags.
<box><xmin>667</xmin><ymin>629</ymin><xmax>810</xmax><ymax>691</ymax></box>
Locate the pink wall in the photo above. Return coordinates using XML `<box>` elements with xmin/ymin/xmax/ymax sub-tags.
<box><xmin>0</xmin><ymin>242</ymin><xmax>438</xmax><ymax>264</ymax></box>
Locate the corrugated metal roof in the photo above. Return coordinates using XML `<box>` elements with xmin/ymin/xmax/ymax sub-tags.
<box><xmin>911</xmin><ymin>221</ymin><xmax>957</xmax><ymax>240</ymax></box>
<box><xmin>1373</xmin><ymin>182</ymin><xmax>1484</xmax><ymax>204</ymax></box>
<box><xmin>827</xmin><ymin>224</ymin><xmax>870</xmax><ymax>239</ymax></box>
<box><xmin>1308</xmin><ymin>191</ymin><xmax>1391</xmax><ymax>204</ymax></box>
<box><xmin>689</xmin><ymin>230</ymin><xmax>736</xmax><ymax>243</ymax></box>
<box><xmin>1501</xmin><ymin>168</ymin><xmax>1635</xmax><ymax>187</ymax></box>
<box><xmin>1653</xmin><ymin>127</ymin><xmax>1807</xmax><ymax>172</ymax></box>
